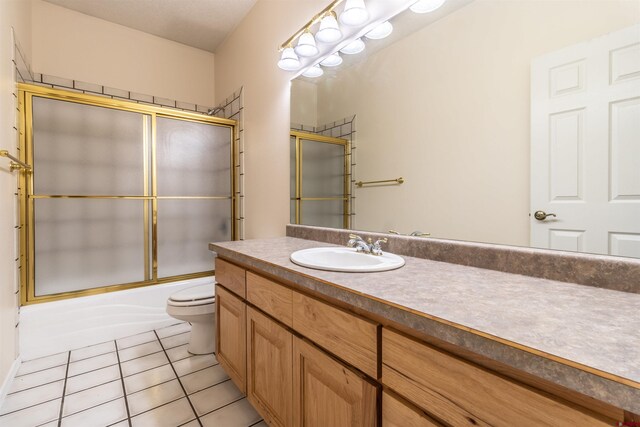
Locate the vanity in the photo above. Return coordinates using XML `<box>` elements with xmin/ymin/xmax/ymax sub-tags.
<box><xmin>209</xmin><ymin>225</ymin><xmax>640</xmax><ymax>427</ymax></box>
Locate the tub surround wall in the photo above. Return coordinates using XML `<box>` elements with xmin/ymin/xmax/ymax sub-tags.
<box><xmin>210</xmin><ymin>234</ymin><xmax>640</xmax><ymax>413</ymax></box>
<box><xmin>287</xmin><ymin>224</ymin><xmax>640</xmax><ymax>294</ymax></box>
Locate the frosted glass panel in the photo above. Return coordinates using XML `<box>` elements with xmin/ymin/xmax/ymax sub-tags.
<box><xmin>157</xmin><ymin>118</ymin><xmax>231</xmax><ymax>197</ymax></box>
<box><xmin>32</xmin><ymin>96</ymin><xmax>146</xmax><ymax>196</ymax></box>
<box><xmin>157</xmin><ymin>199</ymin><xmax>231</xmax><ymax>277</ymax></box>
<box><xmin>301</xmin><ymin>140</ymin><xmax>344</xmax><ymax>197</ymax></box>
<box><xmin>301</xmin><ymin>200</ymin><xmax>344</xmax><ymax>229</ymax></box>
<box><xmin>34</xmin><ymin>199</ymin><xmax>145</xmax><ymax>296</ymax></box>
<box><xmin>290</xmin><ymin>200</ymin><xmax>296</xmax><ymax>224</ymax></box>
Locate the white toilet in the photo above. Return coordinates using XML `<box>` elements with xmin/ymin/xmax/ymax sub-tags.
<box><xmin>166</xmin><ymin>281</ymin><xmax>216</xmax><ymax>355</ymax></box>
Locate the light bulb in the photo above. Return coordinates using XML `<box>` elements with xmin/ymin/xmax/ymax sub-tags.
<box><xmin>316</xmin><ymin>13</ymin><xmax>342</xmax><ymax>43</ymax></box>
<box><xmin>340</xmin><ymin>38</ymin><xmax>365</xmax><ymax>55</ymax></box>
<box><xmin>295</xmin><ymin>31</ymin><xmax>319</xmax><ymax>57</ymax></box>
<box><xmin>410</xmin><ymin>0</ymin><xmax>446</xmax><ymax>13</ymax></box>
<box><xmin>302</xmin><ymin>65</ymin><xmax>324</xmax><ymax>78</ymax></box>
<box><xmin>365</xmin><ymin>21</ymin><xmax>393</xmax><ymax>40</ymax></box>
<box><xmin>320</xmin><ymin>52</ymin><xmax>343</xmax><ymax>67</ymax></box>
<box><xmin>339</xmin><ymin>0</ymin><xmax>369</xmax><ymax>26</ymax></box>
<box><xmin>277</xmin><ymin>47</ymin><xmax>301</xmax><ymax>71</ymax></box>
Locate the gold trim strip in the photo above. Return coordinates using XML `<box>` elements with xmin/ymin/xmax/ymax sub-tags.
<box><xmin>22</xmin><ymin>271</ymin><xmax>215</xmax><ymax>305</ymax></box>
<box><xmin>30</xmin><ymin>195</ymin><xmax>155</xmax><ymax>199</ymax></box>
<box><xmin>18</xmin><ymin>83</ymin><xmax>237</xmax><ymax>127</ymax></box>
<box><xmin>299</xmin><ymin>197</ymin><xmax>348</xmax><ymax>201</ymax></box>
<box><xmin>223</xmin><ymin>254</ymin><xmax>640</xmax><ymax>390</ymax></box>
<box><xmin>156</xmin><ymin>196</ymin><xmax>232</xmax><ymax>200</ymax></box>
<box><xmin>291</xmin><ymin>130</ymin><xmax>347</xmax><ymax>145</ymax></box>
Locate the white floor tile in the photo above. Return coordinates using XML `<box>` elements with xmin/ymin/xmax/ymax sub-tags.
<box><xmin>173</xmin><ymin>354</ymin><xmax>217</xmax><ymax>377</ymax></box>
<box><xmin>190</xmin><ymin>380</ymin><xmax>243</xmax><ymax>416</ymax></box>
<box><xmin>17</xmin><ymin>352</ymin><xmax>68</xmax><ymax>376</ymax></box>
<box><xmin>8</xmin><ymin>365</ymin><xmax>66</xmax><ymax>394</ymax></box>
<box><xmin>121</xmin><ymin>351</ymin><xmax>169</xmax><ymax>377</ymax></box>
<box><xmin>156</xmin><ymin>322</ymin><xmax>191</xmax><ymax>339</ymax></box>
<box><xmin>67</xmin><ymin>352</ymin><xmax>119</xmax><ymax>377</ymax></box>
<box><xmin>117</xmin><ymin>331</ymin><xmax>157</xmax><ymax>350</ymax></box>
<box><xmin>200</xmin><ymin>398</ymin><xmax>261</xmax><ymax>427</ymax></box>
<box><xmin>69</xmin><ymin>341</ymin><xmax>116</xmax><ymax>362</ymax></box>
<box><xmin>179</xmin><ymin>421</ymin><xmax>200</xmax><ymax>427</ymax></box>
<box><xmin>123</xmin><ymin>364</ymin><xmax>176</xmax><ymax>395</ymax></box>
<box><xmin>61</xmin><ymin>397</ymin><xmax>127</xmax><ymax>427</ymax></box>
<box><xmin>118</xmin><ymin>340</ymin><xmax>163</xmax><ymax>362</ymax></box>
<box><xmin>182</xmin><ymin>364</ymin><xmax>229</xmax><ymax>395</ymax></box>
<box><xmin>0</xmin><ymin>398</ymin><xmax>61</xmax><ymax>427</ymax></box>
<box><xmin>108</xmin><ymin>421</ymin><xmax>130</xmax><ymax>427</ymax></box>
<box><xmin>62</xmin><ymin>379</ymin><xmax>123</xmax><ymax>417</ymax></box>
<box><xmin>65</xmin><ymin>365</ymin><xmax>121</xmax><ymax>395</ymax></box>
<box><xmin>166</xmin><ymin>344</ymin><xmax>191</xmax><ymax>362</ymax></box>
<box><xmin>0</xmin><ymin>380</ymin><xmax>64</xmax><ymax>415</ymax></box>
<box><xmin>127</xmin><ymin>379</ymin><xmax>185</xmax><ymax>416</ymax></box>
<box><xmin>160</xmin><ymin>332</ymin><xmax>190</xmax><ymax>349</ymax></box>
<box><xmin>131</xmin><ymin>397</ymin><xmax>196</xmax><ymax>427</ymax></box>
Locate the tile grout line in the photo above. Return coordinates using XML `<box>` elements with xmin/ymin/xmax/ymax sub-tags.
<box><xmin>57</xmin><ymin>352</ymin><xmax>71</xmax><ymax>427</ymax></box>
<box><xmin>154</xmin><ymin>330</ymin><xmax>203</xmax><ymax>427</ymax></box>
<box><xmin>113</xmin><ymin>340</ymin><xmax>133</xmax><ymax>427</ymax></box>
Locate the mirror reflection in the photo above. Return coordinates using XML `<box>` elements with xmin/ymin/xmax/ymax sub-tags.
<box><xmin>290</xmin><ymin>0</ymin><xmax>640</xmax><ymax>259</ymax></box>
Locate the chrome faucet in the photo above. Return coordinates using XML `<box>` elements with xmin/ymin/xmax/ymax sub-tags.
<box><xmin>347</xmin><ymin>234</ymin><xmax>387</xmax><ymax>255</ymax></box>
<box><xmin>388</xmin><ymin>230</ymin><xmax>430</xmax><ymax>237</ymax></box>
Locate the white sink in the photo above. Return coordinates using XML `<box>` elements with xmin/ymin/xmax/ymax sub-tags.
<box><xmin>290</xmin><ymin>247</ymin><xmax>405</xmax><ymax>273</ymax></box>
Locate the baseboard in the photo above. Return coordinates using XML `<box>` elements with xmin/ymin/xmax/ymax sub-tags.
<box><xmin>0</xmin><ymin>357</ymin><xmax>21</xmax><ymax>409</ymax></box>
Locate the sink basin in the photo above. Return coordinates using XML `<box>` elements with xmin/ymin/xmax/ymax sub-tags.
<box><xmin>290</xmin><ymin>247</ymin><xmax>405</xmax><ymax>273</ymax></box>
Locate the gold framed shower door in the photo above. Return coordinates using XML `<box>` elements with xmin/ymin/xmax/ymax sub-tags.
<box><xmin>18</xmin><ymin>84</ymin><xmax>238</xmax><ymax>305</ymax></box>
<box><xmin>290</xmin><ymin>130</ymin><xmax>351</xmax><ymax>229</ymax></box>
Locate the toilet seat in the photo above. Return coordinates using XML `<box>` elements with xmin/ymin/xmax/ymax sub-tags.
<box><xmin>167</xmin><ymin>283</ymin><xmax>215</xmax><ymax>307</ymax></box>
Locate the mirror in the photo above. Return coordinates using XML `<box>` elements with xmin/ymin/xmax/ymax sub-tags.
<box><xmin>290</xmin><ymin>0</ymin><xmax>640</xmax><ymax>259</ymax></box>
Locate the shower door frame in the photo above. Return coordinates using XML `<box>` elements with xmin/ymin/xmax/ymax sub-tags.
<box><xmin>17</xmin><ymin>83</ymin><xmax>238</xmax><ymax>305</ymax></box>
<box><xmin>290</xmin><ymin>130</ymin><xmax>351</xmax><ymax>229</ymax></box>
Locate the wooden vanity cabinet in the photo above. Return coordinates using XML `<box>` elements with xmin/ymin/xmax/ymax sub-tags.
<box><xmin>215</xmin><ymin>284</ymin><xmax>246</xmax><ymax>393</ymax></box>
<box><xmin>247</xmin><ymin>306</ymin><xmax>293</xmax><ymax>427</ymax></box>
<box><xmin>293</xmin><ymin>337</ymin><xmax>377</xmax><ymax>427</ymax></box>
<box><xmin>382</xmin><ymin>391</ymin><xmax>442</xmax><ymax>427</ymax></box>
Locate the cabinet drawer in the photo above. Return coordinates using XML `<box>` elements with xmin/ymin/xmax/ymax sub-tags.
<box><xmin>292</xmin><ymin>292</ymin><xmax>378</xmax><ymax>378</ymax></box>
<box><xmin>382</xmin><ymin>391</ymin><xmax>442</xmax><ymax>427</ymax></box>
<box><xmin>382</xmin><ymin>328</ymin><xmax>611</xmax><ymax>427</ymax></box>
<box><xmin>215</xmin><ymin>258</ymin><xmax>246</xmax><ymax>298</ymax></box>
<box><xmin>247</xmin><ymin>272</ymin><xmax>293</xmax><ymax>327</ymax></box>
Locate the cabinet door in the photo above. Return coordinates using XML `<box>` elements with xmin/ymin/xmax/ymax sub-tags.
<box><xmin>247</xmin><ymin>307</ymin><xmax>293</xmax><ymax>427</ymax></box>
<box><xmin>293</xmin><ymin>337</ymin><xmax>377</xmax><ymax>427</ymax></box>
<box><xmin>382</xmin><ymin>391</ymin><xmax>442</xmax><ymax>427</ymax></box>
<box><xmin>216</xmin><ymin>284</ymin><xmax>246</xmax><ymax>393</ymax></box>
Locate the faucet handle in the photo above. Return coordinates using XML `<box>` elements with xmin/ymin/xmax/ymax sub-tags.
<box><xmin>371</xmin><ymin>237</ymin><xmax>388</xmax><ymax>255</ymax></box>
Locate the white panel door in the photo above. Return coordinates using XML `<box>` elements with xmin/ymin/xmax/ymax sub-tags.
<box><xmin>531</xmin><ymin>24</ymin><xmax>640</xmax><ymax>258</ymax></box>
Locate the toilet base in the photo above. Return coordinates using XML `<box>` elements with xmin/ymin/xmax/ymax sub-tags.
<box><xmin>187</xmin><ymin>321</ymin><xmax>216</xmax><ymax>355</ymax></box>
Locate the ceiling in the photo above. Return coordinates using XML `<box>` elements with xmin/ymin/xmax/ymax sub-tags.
<box><xmin>43</xmin><ymin>0</ymin><xmax>258</xmax><ymax>53</ymax></box>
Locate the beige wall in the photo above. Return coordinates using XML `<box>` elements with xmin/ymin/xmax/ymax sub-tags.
<box><xmin>214</xmin><ymin>0</ymin><xmax>326</xmax><ymax>239</ymax></box>
<box><xmin>32</xmin><ymin>0</ymin><xmax>215</xmax><ymax>106</ymax></box>
<box><xmin>312</xmin><ymin>0</ymin><xmax>639</xmax><ymax>246</ymax></box>
<box><xmin>291</xmin><ymin>79</ymin><xmax>318</xmax><ymax>127</ymax></box>
<box><xmin>1</xmin><ymin>0</ymin><xmax>31</xmax><ymax>391</ymax></box>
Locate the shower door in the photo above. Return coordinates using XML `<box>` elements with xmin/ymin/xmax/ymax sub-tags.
<box><xmin>290</xmin><ymin>131</ymin><xmax>350</xmax><ymax>229</ymax></box>
<box><xmin>19</xmin><ymin>84</ymin><xmax>236</xmax><ymax>304</ymax></box>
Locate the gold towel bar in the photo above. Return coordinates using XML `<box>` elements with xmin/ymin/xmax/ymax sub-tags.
<box><xmin>355</xmin><ymin>177</ymin><xmax>404</xmax><ymax>188</ymax></box>
<box><xmin>0</xmin><ymin>150</ymin><xmax>31</xmax><ymax>172</ymax></box>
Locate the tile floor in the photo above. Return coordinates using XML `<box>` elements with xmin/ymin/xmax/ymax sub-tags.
<box><xmin>0</xmin><ymin>322</ymin><xmax>265</xmax><ymax>427</ymax></box>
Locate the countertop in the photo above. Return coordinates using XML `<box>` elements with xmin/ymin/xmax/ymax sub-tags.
<box><xmin>209</xmin><ymin>237</ymin><xmax>640</xmax><ymax>413</ymax></box>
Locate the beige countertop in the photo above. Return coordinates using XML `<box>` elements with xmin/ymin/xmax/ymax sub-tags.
<box><xmin>209</xmin><ymin>236</ymin><xmax>640</xmax><ymax>413</ymax></box>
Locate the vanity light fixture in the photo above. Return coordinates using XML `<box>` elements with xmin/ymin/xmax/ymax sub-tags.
<box><xmin>295</xmin><ymin>31</ymin><xmax>319</xmax><ymax>57</ymax></box>
<box><xmin>277</xmin><ymin>47</ymin><xmax>301</xmax><ymax>71</ymax></box>
<box><xmin>340</xmin><ymin>38</ymin><xmax>366</xmax><ymax>54</ymax></box>
<box><xmin>320</xmin><ymin>52</ymin><xmax>343</xmax><ymax>67</ymax></box>
<box><xmin>339</xmin><ymin>0</ymin><xmax>369</xmax><ymax>26</ymax></box>
<box><xmin>316</xmin><ymin>11</ymin><xmax>343</xmax><ymax>43</ymax></box>
<box><xmin>302</xmin><ymin>65</ymin><xmax>324</xmax><ymax>78</ymax></box>
<box><xmin>410</xmin><ymin>0</ymin><xmax>447</xmax><ymax>14</ymax></box>
<box><xmin>364</xmin><ymin>20</ymin><xmax>393</xmax><ymax>40</ymax></box>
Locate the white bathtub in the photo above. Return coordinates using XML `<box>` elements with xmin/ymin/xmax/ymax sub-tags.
<box><xmin>19</xmin><ymin>277</ymin><xmax>214</xmax><ymax>361</ymax></box>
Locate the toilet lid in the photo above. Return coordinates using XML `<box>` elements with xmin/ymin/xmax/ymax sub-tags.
<box><xmin>169</xmin><ymin>283</ymin><xmax>215</xmax><ymax>302</ymax></box>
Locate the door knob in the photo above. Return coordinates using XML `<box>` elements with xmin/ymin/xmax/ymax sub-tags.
<box><xmin>534</xmin><ymin>210</ymin><xmax>557</xmax><ymax>221</ymax></box>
